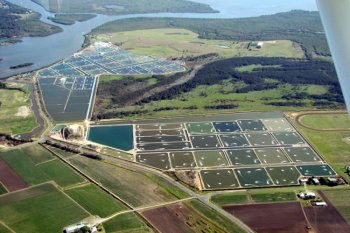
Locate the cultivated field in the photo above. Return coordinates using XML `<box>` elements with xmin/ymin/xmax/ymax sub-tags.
<box><xmin>69</xmin><ymin>156</ymin><xmax>178</xmax><ymax>207</ymax></box>
<box><xmin>0</xmin><ymin>158</ymin><xmax>27</xmax><ymax>192</ymax></box>
<box><xmin>103</xmin><ymin>213</ymin><xmax>154</xmax><ymax>233</ymax></box>
<box><xmin>93</xmin><ymin>28</ymin><xmax>305</xmax><ymax>59</ymax></box>
<box><xmin>0</xmin><ymin>145</ymin><xmax>85</xmax><ymax>187</ymax></box>
<box><xmin>323</xmin><ymin>189</ymin><xmax>350</xmax><ymax>224</ymax></box>
<box><xmin>65</xmin><ymin>184</ymin><xmax>127</xmax><ymax>218</ymax></box>
<box><xmin>0</xmin><ymin>84</ymin><xmax>37</xmax><ymax>135</ymax></box>
<box><xmin>0</xmin><ymin>183</ymin><xmax>89</xmax><ymax>233</ymax></box>
<box><xmin>304</xmin><ymin>192</ymin><xmax>350</xmax><ymax>233</ymax></box>
<box><xmin>223</xmin><ymin>202</ymin><xmax>308</xmax><ymax>233</ymax></box>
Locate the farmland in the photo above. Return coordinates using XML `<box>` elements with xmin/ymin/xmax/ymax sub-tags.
<box><xmin>300</xmin><ymin>112</ymin><xmax>350</xmax><ymax>130</ymax></box>
<box><xmin>323</xmin><ymin>189</ymin><xmax>350</xmax><ymax>224</ymax></box>
<box><xmin>223</xmin><ymin>202</ymin><xmax>308</xmax><ymax>233</ymax></box>
<box><xmin>0</xmin><ymin>145</ymin><xmax>85</xmax><ymax>187</ymax></box>
<box><xmin>65</xmin><ymin>184</ymin><xmax>127</xmax><ymax>218</ymax></box>
<box><xmin>92</xmin><ymin>28</ymin><xmax>304</xmax><ymax>59</ymax></box>
<box><xmin>103</xmin><ymin>213</ymin><xmax>154</xmax><ymax>233</ymax></box>
<box><xmin>68</xmin><ymin>156</ymin><xmax>178</xmax><ymax>207</ymax></box>
<box><xmin>0</xmin><ymin>183</ymin><xmax>89</xmax><ymax>233</ymax></box>
<box><xmin>0</xmin><ymin>84</ymin><xmax>37</xmax><ymax>135</ymax></box>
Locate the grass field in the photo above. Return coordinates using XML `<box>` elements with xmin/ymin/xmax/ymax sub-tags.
<box><xmin>211</xmin><ymin>191</ymin><xmax>297</xmax><ymax>206</ymax></box>
<box><xmin>0</xmin><ymin>145</ymin><xmax>85</xmax><ymax>187</ymax></box>
<box><xmin>0</xmin><ymin>84</ymin><xmax>38</xmax><ymax>135</ymax></box>
<box><xmin>235</xmin><ymin>64</ymin><xmax>282</xmax><ymax>72</ymax></box>
<box><xmin>0</xmin><ymin>183</ymin><xmax>89</xmax><ymax>233</ymax></box>
<box><xmin>0</xmin><ymin>223</ymin><xmax>12</xmax><ymax>233</ymax></box>
<box><xmin>251</xmin><ymin>192</ymin><xmax>296</xmax><ymax>203</ymax></box>
<box><xmin>93</xmin><ymin>28</ymin><xmax>304</xmax><ymax>59</ymax></box>
<box><xmin>185</xmin><ymin>200</ymin><xmax>246</xmax><ymax>233</ymax></box>
<box><xmin>65</xmin><ymin>184</ymin><xmax>127</xmax><ymax>218</ymax></box>
<box><xmin>69</xmin><ymin>156</ymin><xmax>178</xmax><ymax>207</ymax></box>
<box><xmin>211</xmin><ymin>194</ymin><xmax>248</xmax><ymax>206</ymax></box>
<box><xmin>301</xmin><ymin>113</ymin><xmax>350</xmax><ymax>129</ymax></box>
<box><xmin>113</xmin><ymin>82</ymin><xmax>329</xmax><ymax>119</ymax></box>
<box><xmin>103</xmin><ymin>213</ymin><xmax>154</xmax><ymax>233</ymax></box>
<box><xmin>323</xmin><ymin>189</ymin><xmax>350</xmax><ymax>224</ymax></box>
<box><xmin>295</xmin><ymin>113</ymin><xmax>350</xmax><ymax>182</ymax></box>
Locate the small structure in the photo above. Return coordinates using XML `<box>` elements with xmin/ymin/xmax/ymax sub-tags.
<box><xmin>312</xmin><ymin>178</ymin><xmax>320</xmax><ymax>185</ymax></box>
<box><xmin>256</xmin><ymin>42</ymin><xmax>264</xmax><ymax>48</ymax></box>
<box><xmin>314</xmin><ymin>201</ymin><xmax>327</xmax><ymax>207</ymax></box>
<box><xmin>63</xmin><ymin>223</ymin><xmax>87</xmax><ymax>233</ymax></box>
<box><xmin>298</xmin><ymin>192</ymin><xmax>316</xmax><ymax>200</ymax></box>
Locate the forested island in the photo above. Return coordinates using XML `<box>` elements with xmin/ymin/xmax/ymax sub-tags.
<box><xmin>0</xmin><ymin>0</ymin><xmax>61</xmax><ymax>45</ymax></box>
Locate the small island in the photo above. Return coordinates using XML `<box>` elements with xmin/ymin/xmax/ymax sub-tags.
<box><xmin>10</xmin><ymin>62</ymin><xmax>34</xmax><ymax>69</ymax></box>
<box><xmin>48</xmin><ymin>14</ymin><xmax>96</xmax><ymax>25</ymax></box>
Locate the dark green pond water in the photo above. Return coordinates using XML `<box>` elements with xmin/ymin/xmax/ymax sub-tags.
<box><xmin>88</xmin><ymin>125</ymin><xmax>134</xmax><ymax>151</ymax></box>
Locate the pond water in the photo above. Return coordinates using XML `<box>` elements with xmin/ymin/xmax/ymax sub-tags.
<box><xmin>87</xmin><ymin>125</ymin><xmax>134</xmax><ymax>151</ymax></box>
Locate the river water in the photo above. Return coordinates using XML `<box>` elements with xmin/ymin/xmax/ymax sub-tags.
<box><xmin>0</xmin><ymin>0</ymin><xmax>317</xmax><ymax>79</ymax></box>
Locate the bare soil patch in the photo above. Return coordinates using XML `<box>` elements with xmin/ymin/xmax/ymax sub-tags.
<box><xmin>15</xmin><ymin>106</ymin><xmax>30</xmax><ymax>118</ymax></box>
<box><xmin>304</xmin><ymin>192</ymin><xmax>350</xmax><ymax>233</ymax></box>
<box><xmin>0</xmin><ymin>158</ymin><xmax>27</xmax><ymax>191</ymax></box>
<box><xmin>223</xmin><ymin>202</ymin><xmax>309</xmax><ymax>233</ymax></box>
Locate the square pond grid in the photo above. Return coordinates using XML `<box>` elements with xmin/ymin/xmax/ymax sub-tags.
<box><xmin>38</xmin><ymin>76</ymin><xmax>96</xmax><ymax>122</ymax></box>
<box><xmin>88</xmin><ymin>116</ymin><xmax>336</xmax><ymax>190</ymax></box>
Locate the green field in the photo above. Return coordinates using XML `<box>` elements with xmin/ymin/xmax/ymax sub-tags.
<box><xmin>251</xmin><ymin>192</ymin><xmax>296</xmax><ymax>203</ymax></box>
<box><xmin>323</xmin><ymin>189</ymin><xmax>350</xmax><ymax>224</ymax></box>
<box><xmin>0</xmin><ymin>145</ymin><xmax>85</xmax><ymax>187</ymax></box>
<box><xmin>185</xmin><ymin>200</ymin><xmax>245</xmax><ymax>233</ymax></box>
<box><xmin>0</xmin><ymin>223</ymin><xmax>12</xmax><ymax>233</ymax></box>
<box><xmin>294</xmin><ymin>113</ymin><xmax>350</xmax><ymax>182</ymax></box>
<box><xmin>301</xmin><ymin>113</ymin><xmax>350</xmax><ymax>130</ymax></box>
<box><xmin>235</xmin><ymin>64</ymin><xmax>282</xmax><ymax>72</ymax></box>
<box><xmin>69</xmin><ymin>156</ymin><xmax>178</xmax><ymax>207</ymax></box>
<box><xmin>211</xmin><ymin>194</ymin><xmax>248</xmax><ymax>206</ymax></box>
<box><xmin>0</xmin><ymin>84</ymin><xmax>38</xmax><ymax>135</ymax></box>
<box><xmin>65</xmin><ymin>184</ymin><xmax>127</xmax><ymax>218</ymax></box>
<box><xmin>0</xmin><ymin>183</ymin><xmax>89</xmax><ymax>233</ymax></box>
<box><xmin>93</xmin><ymin>28</ymin><xmax>304</xmax><ymax>59</ymax></box>
<box><xmin>104</xmin><ymin>213</ymin><xmax>154</xmax><ymax>233</ymax></box>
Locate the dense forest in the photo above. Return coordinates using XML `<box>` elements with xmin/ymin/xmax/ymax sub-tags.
<box><xmin>91</xmin><ymin>10</ymin><xmax>329</xmax><ymax>58</ymax></box>
<box><xmin>0</xmin><ymin>0</ymin><xmax>61</xmax><ymax>42</ymax></box>
<box><xmin>92</xmin><ymin>57</ymin><xmax>344</xmax><ymax>119</ymax></box>
<box><xmin>138</xmin><ymin>57</ymin><xmax>343</xmax><ymax>104</ymax></box>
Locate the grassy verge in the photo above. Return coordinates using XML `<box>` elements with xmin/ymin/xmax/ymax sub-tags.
<box><xmin>103</xmin><ymin>213</ymin><xmax>153</xmax><ymax>233</ymax></box>
<box><xmin>0</xmin><ymin>84</ymin><xmax>38</xmax><ymax>135</ymax></box>
<box><xmin>65</xmin><ymin>184</ymin><xmax>127</xmax><ymax>218</ymax></box>
<box><xmin>0</xmin><ymin>145</ymin><xmax>85</xmax><ymax>187</ymax></box>
<box><xmin>211</xmin><ymin>194</ymin><xmax>248</xmax><ymax>206</ymax></box>
<box><xmin>0</xmin><ymin>183</ymin><xmax>89</xmax><ymax>233</ymax></box>
<box><xmin>251</xmin><ymin>192</ymin><xmax>296</xmax><ymax>203</ymax></box>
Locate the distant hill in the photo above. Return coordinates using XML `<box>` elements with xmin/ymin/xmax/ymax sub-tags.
<box><xmin>91</xmin><ymin>10</ymin><xmax>329</xmax><ymax>58</ymax></box>
<box><xmin>31</xmin><ymin>0</ymin><xmax>217</xmax><ymax>15</ymax></box>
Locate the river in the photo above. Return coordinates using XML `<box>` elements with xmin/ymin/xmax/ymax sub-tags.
<box><xmin>0</xmin><ymin>0</ymin><xmax>317</xmax><ymax>79</ymax></box>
